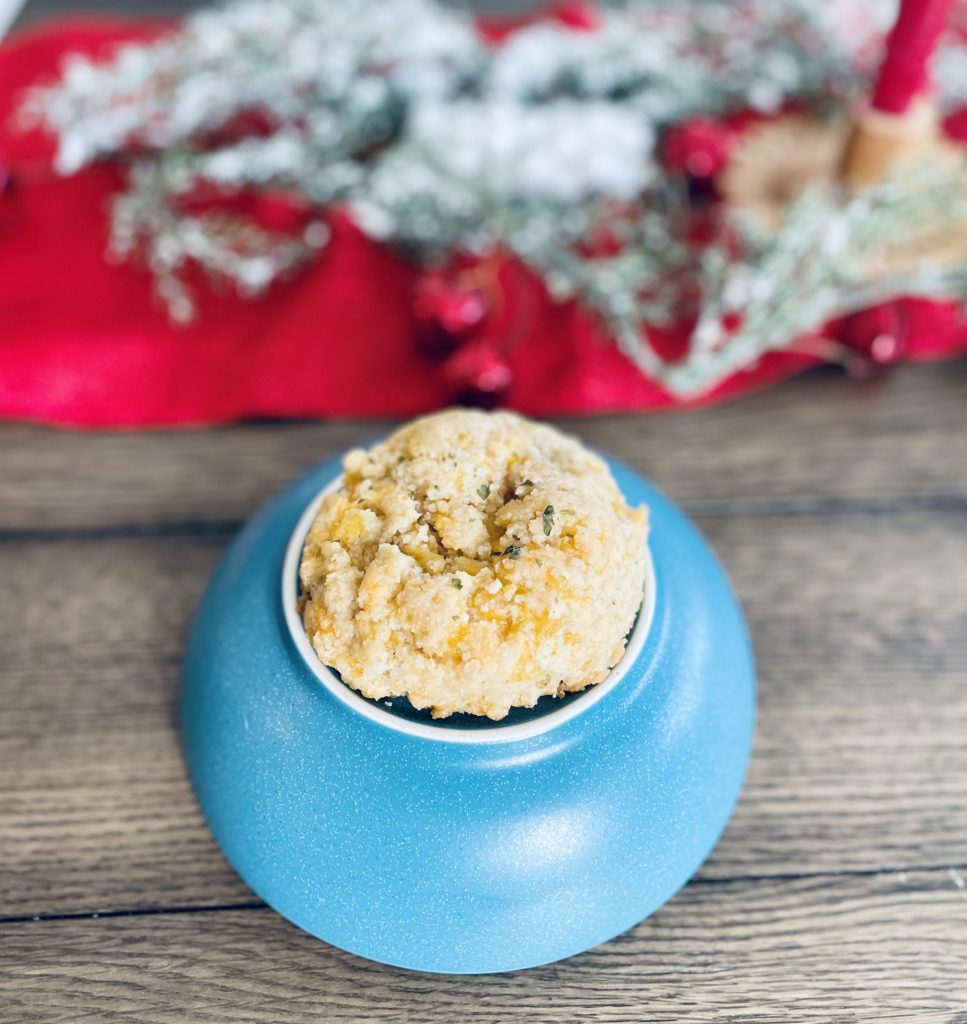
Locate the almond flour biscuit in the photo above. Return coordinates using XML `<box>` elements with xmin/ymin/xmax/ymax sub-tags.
<box><xmin>299</xmin><ymin>409</ymin><xmax>648</xmax><ymax>720</ymax></box>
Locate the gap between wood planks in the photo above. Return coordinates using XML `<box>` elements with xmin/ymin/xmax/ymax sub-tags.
<box><xmin>2</xmin><ymin>863</ymin><xmax>966</xmax><ymax>927</ymax></box>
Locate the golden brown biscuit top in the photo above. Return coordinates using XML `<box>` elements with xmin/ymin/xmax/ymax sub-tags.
<box><xmin>299</xmin><ymin>408</ymin><xmax>648</xmax><ymax>720</ymax></box>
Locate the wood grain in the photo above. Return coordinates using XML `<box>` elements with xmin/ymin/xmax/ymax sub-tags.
<box><xmin>2</xmin><ymin>356</ymin><xmax>966</xmax><ymax>1019</ymax></box>
<box><xmin>3</xmin><ymin>870</ymin><xmax>966</xmax><ymax>1024</ymax></box>
<box><xmin>2</xmin><ymin>505</ymin><xmax>965</xmax><ymax>919</ymax></box>
<box><xmin>2</xmin><ymin>363</ymin><xmax>966</xmax><ymax>536</ymax></box>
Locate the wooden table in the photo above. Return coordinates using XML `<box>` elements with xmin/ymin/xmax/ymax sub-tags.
<box><xmin>2</xmin><ymin>360</ymin><xmax>966</xmax><ymax>1022</ymax></box>
<box><xmin>4</xmin><ymin>0</ymin><xmax>967</xmax><ymax>1015</ymax></box>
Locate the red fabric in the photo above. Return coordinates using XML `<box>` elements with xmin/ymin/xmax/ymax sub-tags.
<box><xmin>0</xmin><ymin>18</ymin><xmax>966</xmax><ymax>428</ymax></box>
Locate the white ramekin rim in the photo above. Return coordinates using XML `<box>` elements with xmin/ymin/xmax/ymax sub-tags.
<box><xmin>281</xmin><ymin>473</ymin><xmax>656</xmax><ymax>745</ymax></box>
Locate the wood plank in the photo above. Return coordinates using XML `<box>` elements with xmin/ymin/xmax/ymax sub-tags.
<box><xmin>1</xmin><ymin>362</ymin><xmax>966</xmax><ymax>535</ymax></box>
<box><xmin>1</xmin><ymin>507</ymin><xmax>965</xmax><ymax>917</ymax></box>
<box><xmin>2</xmin><ymin>869</ymin><xmax>965</xmax><ymax>1023</ymax></box>
<box><xmin>13</xmin><ymin>0</ymin><xmax>530</xmax><ymax>32</ymax></box>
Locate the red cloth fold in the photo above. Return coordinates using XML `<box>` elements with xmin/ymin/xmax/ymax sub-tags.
<box><xmin>1</xmin><ymin>18</ymin><xmax>965</xmax><ymax>427</ymax></box>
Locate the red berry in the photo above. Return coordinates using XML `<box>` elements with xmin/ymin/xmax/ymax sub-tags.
<box><xmin>663</xmin><ymin>118</ymin><xmax>735</xmax><ymax>179</ymax></box>
<box><xmin>442</xmin><ymin>341</ymin><xmax>513</xmax><ymax>408</ymax></box>
<box><xmin>551</xmin><ymin>1</ymin><xmax>600</xmax><ymax>32</ymax></box>
<box><xmin>412</xmin><ymin>272</ymin><xmax>488</xmax><ymax>360</ymax></box>
<box><xmin>839</xmin><ymin>303</ymin><xmax>908</xmax><ymax>375</ymax></box>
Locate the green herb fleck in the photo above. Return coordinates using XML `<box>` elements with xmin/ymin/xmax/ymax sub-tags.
<box><xmin>562</xmin><ymin>507</ymin><xmax>575</xmax><ymax>515</ymax></box>
<box><xmin>491</xmin><ymin>550</ymin><xmax>501</xmax><ymax>557</ymax></box>
<box><xmin>477</xmin><ymin>483</ymin><xmax>490</xmax><ymax>500</ymax></box>
<box><xmin>452</xmin><ymin>578</ymin><xmax>463</xmax><ymax>590</ymax></box>
<box><xmin>503</xmin><ymin>544</ymin><xmax>522</xmax><ymax>559</ymax></box>
<box><xmin>542</xmin><ymin>505</ymin><xmax>555</xmax><ymax>536</ymax></box>
<box><xmin>536</xmin><ymin>558</ymin><xmax>543</xmax><ymax>567</ymax></box>
<box><xmin>521</xmin><ymin>479</ymin><xmax>534</xmax><ymax>487</ymax></box>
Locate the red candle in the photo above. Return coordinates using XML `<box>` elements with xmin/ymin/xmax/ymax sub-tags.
<box><xmin>871</xmin><ymin>0</ymin><xmax>952</xmax><ymax>114</ymax></box>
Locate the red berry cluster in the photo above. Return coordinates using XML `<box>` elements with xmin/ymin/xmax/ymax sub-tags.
<box><xmin>411</xmin><ymin>270</ymin><xmax>513</xmax><ymax>407</ymax></box>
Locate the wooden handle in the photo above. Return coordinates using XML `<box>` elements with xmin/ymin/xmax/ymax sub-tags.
<box><xmin>840</xmin><ymin>99</ymin><xmax>937</xmax><ymax>189</ymax></box>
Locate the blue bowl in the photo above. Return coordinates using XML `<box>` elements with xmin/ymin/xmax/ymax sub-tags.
<box><xmin>182</xmin><ymin>453</ymin><xmax>755</xmax><ymax>973</ymax></box>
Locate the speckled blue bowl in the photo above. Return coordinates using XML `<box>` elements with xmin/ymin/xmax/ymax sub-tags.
<box><xmin>182</xmin><ymin>452</ymin><xmax>755</xmax><ymax>974</ymax></box>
